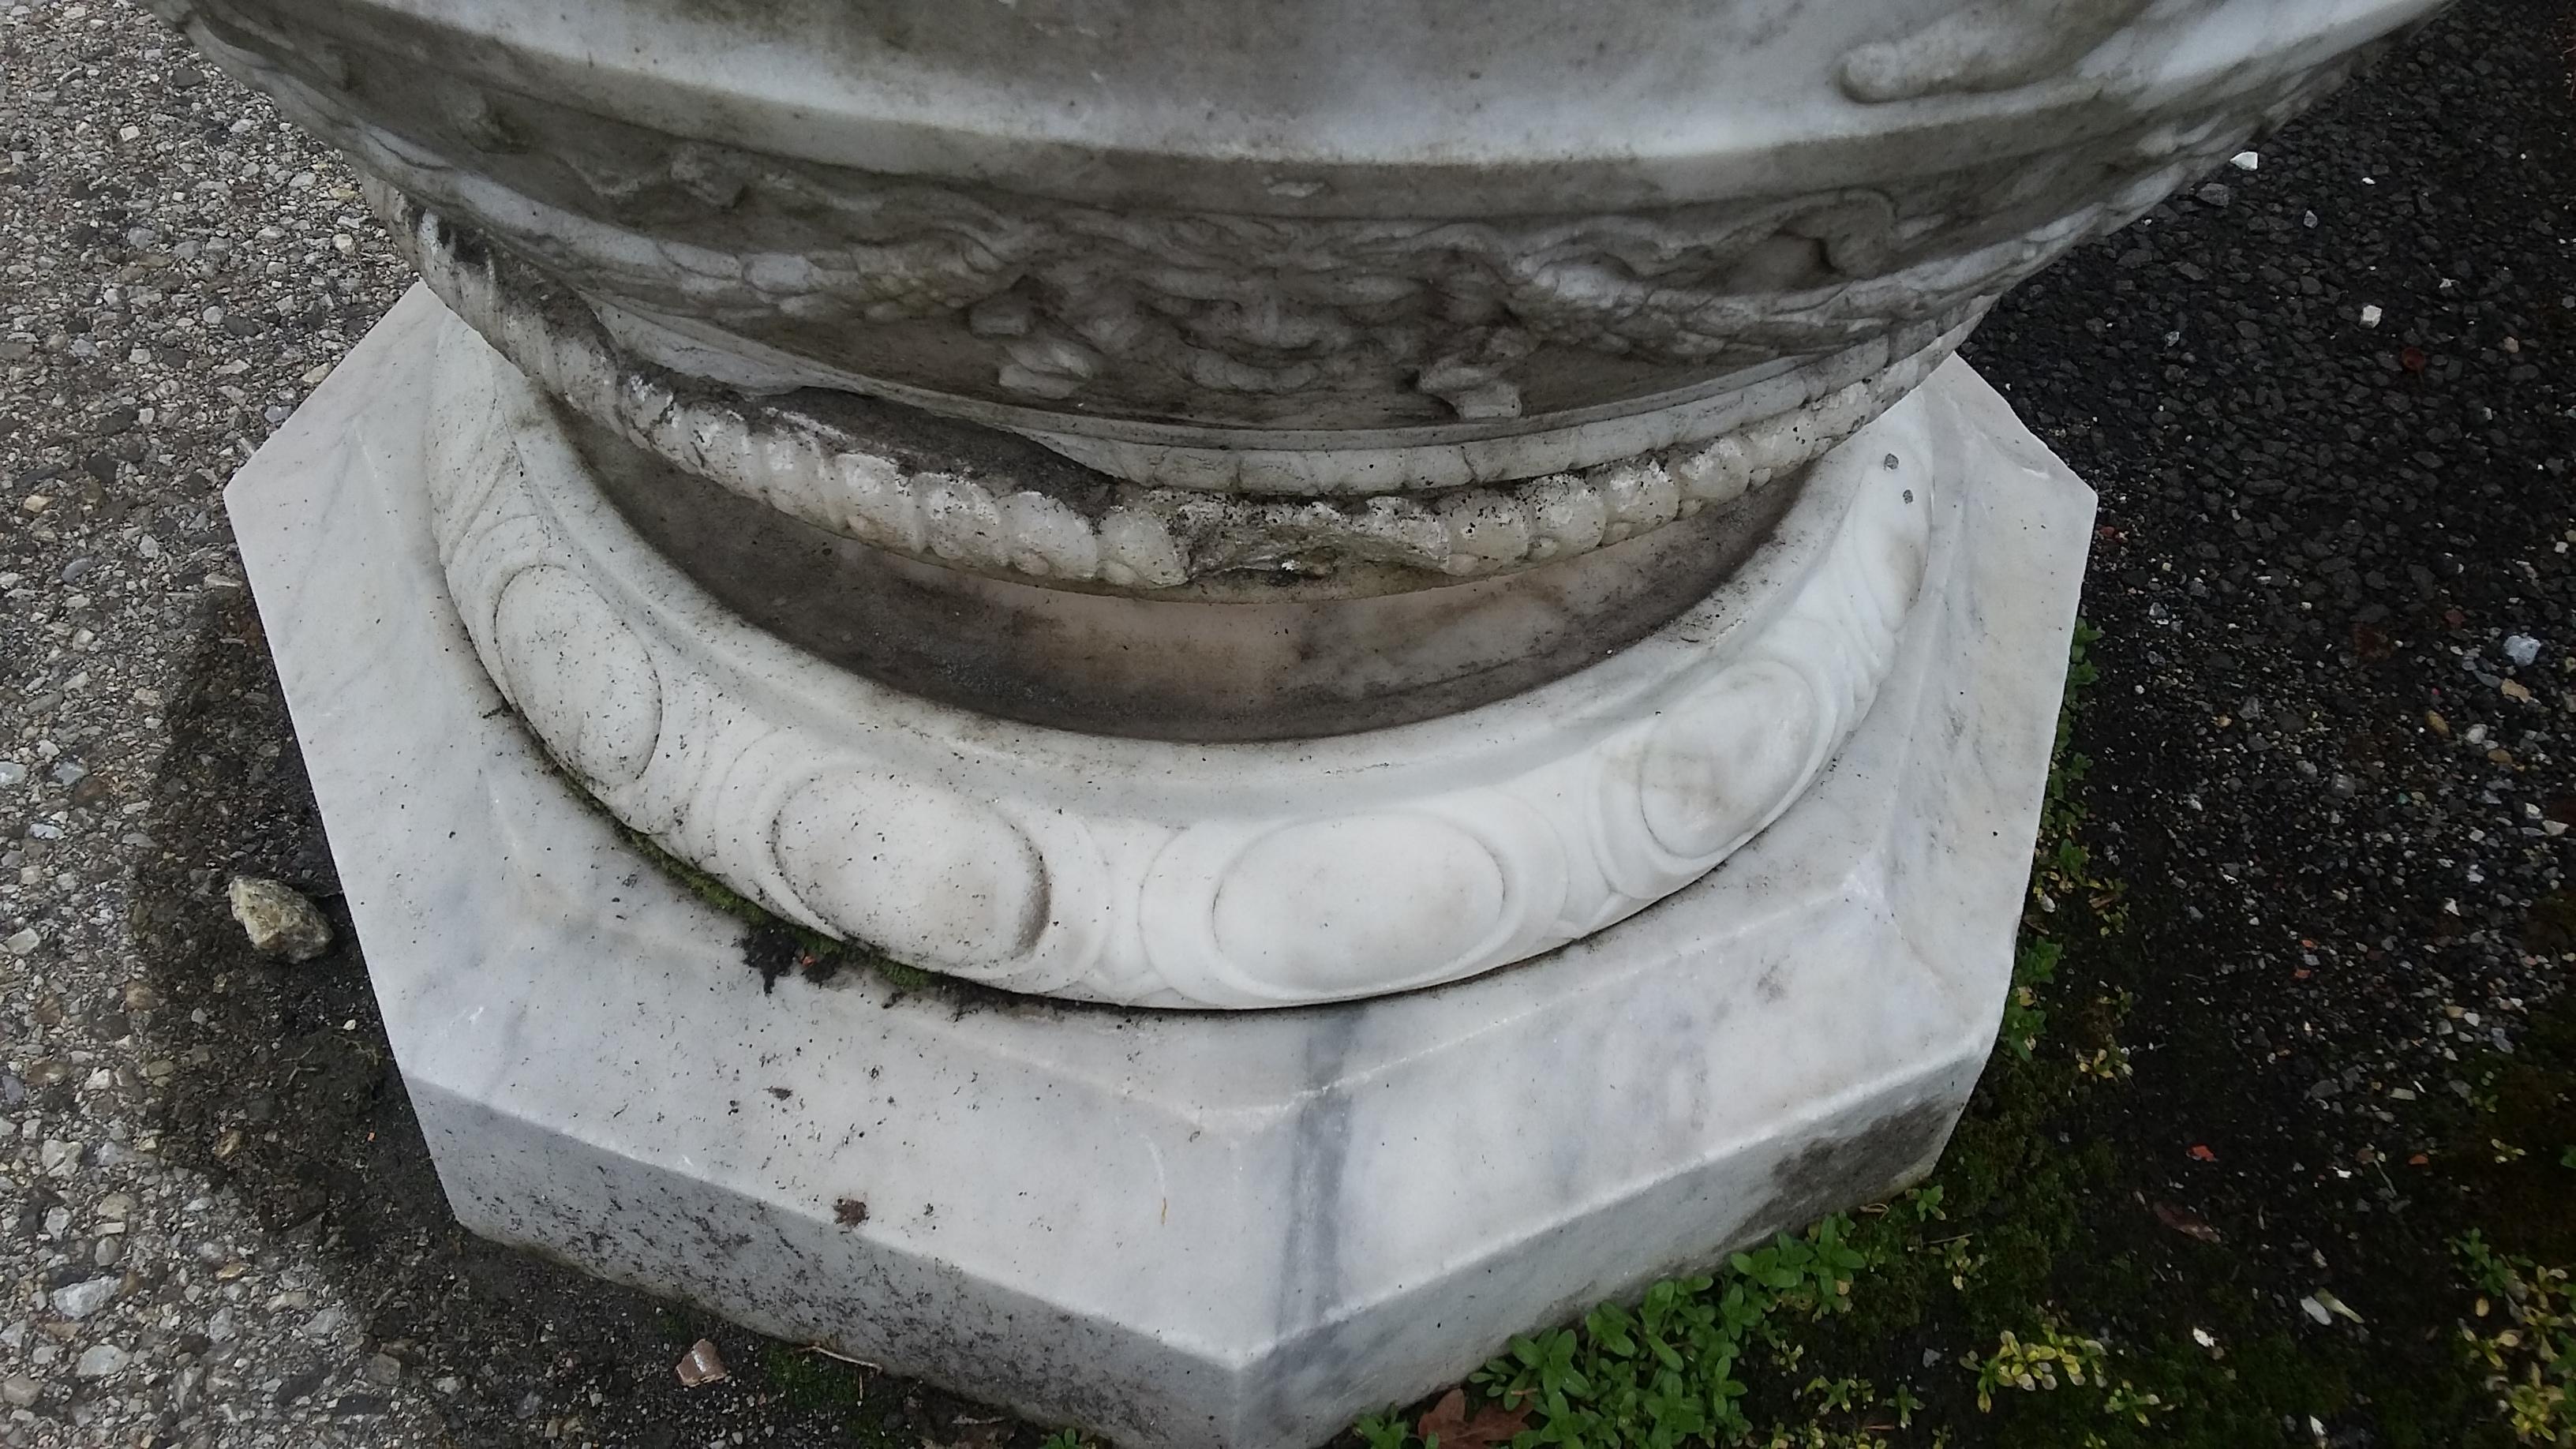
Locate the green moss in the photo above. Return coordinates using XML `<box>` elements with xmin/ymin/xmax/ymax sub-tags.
<box><xmin>871</xmin><ymin>957</ymin><xmax>942</xmax><ymax>992</ymax></box>
<box><xmin>756</xmin><ymin>1342</ymin><xmax>872</xmax><ymax>1414</ymax></box>
<box><xmin>649</xmin><ymin>1304</ymin><xmax>700</xmax><ymax>1347</ymax></box>
<box><xmin>509</xmin><ymin>721</ymin><xmax>971</xmax><ymax>999</ymax></box>
<box><xmin>837</xmin><ymin>1391</ymin><xmax>924</xmax><ymax>1449</ymax></box>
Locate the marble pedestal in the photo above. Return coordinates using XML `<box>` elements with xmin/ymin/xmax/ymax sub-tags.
<box><xmin>228</xmin><ymin>289</ymin><xmax>2092</xmax><ymax>1449</ymax></box>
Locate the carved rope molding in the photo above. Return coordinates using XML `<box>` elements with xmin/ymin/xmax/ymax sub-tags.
<box><xmin>414</xmin><ymin>317</ymin><xmax>1951</xmax><ymax>1009</ymax></box>
<box><xmin>395</xmin><ymin>197</ymin><xmax>1968</xmax><ymax>589</ymax></box>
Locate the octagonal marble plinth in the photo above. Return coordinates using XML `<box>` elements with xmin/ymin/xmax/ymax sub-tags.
<box><xmin>228</xmin><ymin>290</ymin><xmax>2092</xmax><ymax>1449</ymax></box>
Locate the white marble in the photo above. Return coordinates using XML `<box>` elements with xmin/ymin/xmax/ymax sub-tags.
<box><xmin>155</xmin><ymin>0</ymin><xmax>2438</xmax><ymax>485</ymax></box>
<box><xmin>399</xmin><ymin>210</ymin><xmax>1964</xmax><ymax>549</ymax></box>
<box><xmin>370</xmin><ymin>290</ymin><xmax>1981</xmax><ymax>1009</ymax></box>
<box><xmin>229</xmin><ymin>287</ymin><xmax>2093</xmax><ymax>1449</ymax></box>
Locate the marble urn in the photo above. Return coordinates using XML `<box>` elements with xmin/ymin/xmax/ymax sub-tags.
<box><xmin>178</xmin><ymin>0</ymin><xmax>2446</xmax><ymax>1442</ymax></box>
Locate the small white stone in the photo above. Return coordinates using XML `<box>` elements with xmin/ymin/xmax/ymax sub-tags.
<box><xmin>2</xmin><ymin>927</ymin><xmax>36</xmax><ymax>956</ymax></box>
<box><xmin>49</xmin><ymin>1276</ymin><xmax>117</xmax><ymax>1320</ymax></box>
<box><xmin>2229</xmin><ymin>150</ymin><xmax>2260</xmax><ymax>171</ymax></box>
<box><xmin>2358</xmin><ymin>305</ymin><xmax>2383</xmax><ymax>329</ymax></box>
<box><xmin>73</xmin><ymin>1343</ymin><xmax>129</xmax><ymax>1379</ymax></box>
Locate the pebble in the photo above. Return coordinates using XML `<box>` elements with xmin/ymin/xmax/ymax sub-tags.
<box><xmin>675</xmin><ymin>1339</ymin><xmax>728</xmax><ymax>1387</ymax></box>
<box><xmin>0</xmin><ymin>1376</ymin><xmax>39</xmax><ymax>1408</ymax></box>
<box><xmin>0</xmin><ymin>761</ymin><xmax>24</xmax><ymax>787</ymax></box>
<box><xmin>4</xmin><ymin>928</ymin><xmax>39</xmax><ymax>957</ymax></box>
<box><xmin>2503</xmin><ymin>633</ymin><xmax>2540</xmax><ymax>665</ymax></box>
<box><xmin>51</xmin><ymin>1275</ymin><xmax>119</xmax><ymax>1320</ymax></box>
<box><xmin>227</xmin><ymin>874</ymin><xmax>335</xmax><ymax>961</ymax></box>
<box><xmin>74</xmin><ymin>1342</ymin><xmax>131</xmax><ymax>1378</ymax></box>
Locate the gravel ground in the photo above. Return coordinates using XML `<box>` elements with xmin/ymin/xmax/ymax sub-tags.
<box><xmin>2</xmin><ymin>1</ymin><xmax>2571</xmax><ymax>1447</ymax></box>
<box><xmin>2</xmin><ymin>2</ymin><xmax>440</xmax><ymax>1445</ymax></box>
<box><xmin>1969</xmin><ymin>0</ymin><xmax>2576</xmax><ymax>1244</ymax></box>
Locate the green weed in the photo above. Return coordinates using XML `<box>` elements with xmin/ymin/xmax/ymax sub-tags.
<box><xmin>2454</xmin><ymin>1232</ymin><xmax>2574</xmax><ymax>1445</ymax></box>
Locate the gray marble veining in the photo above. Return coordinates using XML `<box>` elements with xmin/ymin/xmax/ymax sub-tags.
<box><xmin>230</xmin><ymin>288</ymin><xmax>2094</xmax><ymax>1448</ymax></box>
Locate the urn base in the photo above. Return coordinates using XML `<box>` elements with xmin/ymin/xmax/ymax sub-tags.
<box><xmin>228</xmin><ymin>287</ymin><xmax>2091</xmax><ymax>1449</ymax></box>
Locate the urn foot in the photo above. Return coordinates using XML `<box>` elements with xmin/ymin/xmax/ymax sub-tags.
<box><xmin>228</xmin><ymin>286</ymin><xmax>2094</xmax><ymax>1447</ymax></box>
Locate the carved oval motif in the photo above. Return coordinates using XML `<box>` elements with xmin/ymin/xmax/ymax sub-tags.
<box><xmin>1637</xmin><ymin>660</ymin><xmax>1824</xmax><ymax>862</ymax></box>
<box><xmin>771</xmin><ymin>773</ymin><xmax>1050</xmax><ymax>969</ymax></box>
<box><xmin>1208</xmin><ymin>814</ymin><xmax>1509</xmax><ymax>997</ymax></box>
<box><xmin>490</xmin><ymin>564</ymin><xmax>664</xmax><ymax>787</ymax></box>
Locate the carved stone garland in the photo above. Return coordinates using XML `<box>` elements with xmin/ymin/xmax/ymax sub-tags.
<box><xmin>392</xmin><ymin>193</ymin><xmax>1969</xmax><ymax>590</ymax></box>
<box><xmin>154</xmin><ymin>0</ymin><xmax>2394</xmax><ymax>489</ymax></box>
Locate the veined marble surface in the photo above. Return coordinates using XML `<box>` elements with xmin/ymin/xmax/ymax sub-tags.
<box><xmin>399</xmin><ymin>289</ymin><xmax>1941</xmax><ymax>1008</ymax></box>
<box><xmin>156</xmin><ymin>0</ymin><xmax>2439</xmax><ymax>473</ymax></box>
<box><xmin>229</xmin><ymin>288</ymin><xmax>2095</xmax><ymax>1448</ymax></box>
